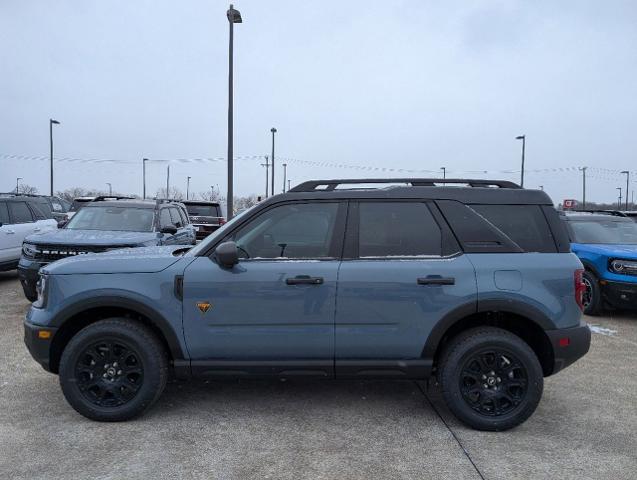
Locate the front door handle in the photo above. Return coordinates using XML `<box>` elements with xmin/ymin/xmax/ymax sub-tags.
<box><xmin>417</xmin><ymin>276</ymin><xmax>455</xmax><ymax>285</ymax></box>
<box><xmin>286</xmin><ymin>275</ymin><xmax>324</xmax><ymax>285</ymax></box>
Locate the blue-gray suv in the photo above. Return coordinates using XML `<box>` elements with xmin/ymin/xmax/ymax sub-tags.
<box><xmin>23</xmin><ymin>179</ymin><xmax>590</xmax><ymax>430</ymax></box>
<box><xmin>18</xmin><ymin>197</ymin><xmax>195</xmax><ymax>301</ymax></box>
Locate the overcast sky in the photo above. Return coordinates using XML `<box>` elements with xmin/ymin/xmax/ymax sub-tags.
<box><xmin>1</xmin><ymin>0</ymin><xmax>636</xmax><ymax>204</ymax></box>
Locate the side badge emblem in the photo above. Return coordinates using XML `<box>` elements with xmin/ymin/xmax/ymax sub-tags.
<box><xmin>197</xmin><ymin>301</ymin><xmax>212</xmax><ymax>314</ymax></box>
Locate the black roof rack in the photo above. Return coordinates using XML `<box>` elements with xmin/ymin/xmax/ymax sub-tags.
<box><xmin>288</xmin><ymin>178</ymin><xmax>521</xmax><ymax>193</ymax></box>
<box><xmin>91</xmin><ymin>195</ymin><xmax>136</xmax><ymax>202</ymax></box>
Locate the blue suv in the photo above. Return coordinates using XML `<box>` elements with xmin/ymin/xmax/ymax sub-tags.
<box><xmin>562</xmin><ymin>211</ymin><xmax>637</xmax><ymax>315</ymax></box>
<box><xmin>23</xmin><ymin>179</ymin><xmax>590</xmax><ymax>431</ymax></box>
<box><xmin>18</xmin><ymin>197</ymin><xmax>196</xmax><ymax>301</ymax></box>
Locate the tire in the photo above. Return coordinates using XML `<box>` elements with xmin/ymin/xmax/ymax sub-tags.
<box><xmin>59</xmin><ymin>318</ymin><xmax>168</xmax><ymax>421</ymax></box>
<box><xmin>438</xmin><ymin>327</ymin><xmax>543</xmax><ymax>431</ymax></box>
<box><xmin>582</xmin><ymin>270</ymin><xmax>604</xmax><ymax>316</ymax></box>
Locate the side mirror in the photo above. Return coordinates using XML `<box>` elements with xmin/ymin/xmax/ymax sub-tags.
<box><xmin>215</xmin><ymin>241</ymin><xmax>239</xmax><ymax>268</ymax></box>
<box><xmin>161</xmin><ymin>225</ymin><xmax>178</xmax><ymax>235</ymax></box>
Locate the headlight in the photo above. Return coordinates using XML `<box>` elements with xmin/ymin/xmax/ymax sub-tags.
<box><xmin>32</xmin><ymin>274</ymin><xmax>48</xmax><ymax>308</ymax></box>
<box><xmin>22</xmin><ymin>243</ymin><xmax>39</xmax><ymax>258</ymax></box>
<box><xmin>609</xmin><ymin>259</ymin><xmax>637</xmax><ymax>276</ymax></box>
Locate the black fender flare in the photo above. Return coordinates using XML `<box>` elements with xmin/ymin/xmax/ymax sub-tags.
<box><xmin>421</xmin><ymin>299</ymin><xmax>555</xmax><ymax>359</ymax></box>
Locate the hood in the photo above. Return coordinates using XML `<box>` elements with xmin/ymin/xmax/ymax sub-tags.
<box><xmin>43</xmin><ymin>245</ymin><xmax>191</xmax><ymax>275</ymax></box>
<box><xmin>25</xmin><ymin>229</ymin><xmax>159</xmax><ymax>247</ymax></box>
<box><xmin>572</xmin><ymin>243</ymin><xmax>637</xmax><ymax>259</ymax></box>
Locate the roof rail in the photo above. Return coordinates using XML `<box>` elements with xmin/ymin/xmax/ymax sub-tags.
<box><xmin>92</xmin><ymin>195</ymin><xmax>136</xmax><ymax>202</ymax></box>
<box><xmin>0</xmin><ymin>192</ymin><xmax>44</xmax><ymax>198</ymax></box>
<box><xmin>288</xmin><ymin>178</ymin><xmax>521</xmax><ymax>192</ymax></box>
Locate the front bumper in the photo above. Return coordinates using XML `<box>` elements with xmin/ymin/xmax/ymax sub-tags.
<box><xmin>17</xmin><ymin>258</ymin><xmax>47</xmax><ymax>302</ymax></box>
<box><xmin>24</xmin><ymin>318</ymin><xmax>57</xmax><ymax>373</ymax></box>
<box><xmin>601</xmin><ymin>280</ymin><xmax>637</xmax><ymax>309</ymax></box>
<box><xmin>546</xmin><ymin>320</ymin><xmax>591</xmax><ymax>375</ymax></box>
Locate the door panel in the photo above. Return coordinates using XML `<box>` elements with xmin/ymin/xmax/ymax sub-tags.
<box><xmin>182</xmin><ymin>257</ymin><xmax>338</xmax><ymax>366</ymax></box>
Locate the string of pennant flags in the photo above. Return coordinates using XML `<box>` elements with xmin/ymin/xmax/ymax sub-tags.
<box><xmin>1</xmin><ymin>153</ymin><xmax>635</xmax><ymax>183</ymax></box>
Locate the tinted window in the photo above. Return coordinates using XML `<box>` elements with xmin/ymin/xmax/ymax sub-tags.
<box><xmin>50</xmin><ymin>198</ymin><xmax>64</xmax><ymax>212</ymax></box>
<box><xmin>29</xmin><ymin>202</ymin><xmax>47</xmax><ymax>220</ymax></box>
<box><xmin>65</xmin><ymin>206</ymin><xmax>154</xmax><ymax>232</ymax></box>
<box><xmin>230</xmin><ymin>202</ymin><xmax>339</xmax><ymax>259</ymax></box>
<box><xmin>358</xmin><ymin>202</ymin><xmax>442</xmax><ymax>257</ymax></box>
<box><xmin>186</xmin><ymin>204</ymin><xmax>221</xmax><ymax>217</ymax></box>
<box><xmin>8</xmin><ymin>202</ymin><xmax>34</xmax><ymax>223</ymax></box>
<box><xmin>0</xmin><ymin>202</ymin><xmax>9</xmax><ymax>224</ymax></box>
<box><xmin>568</xmin><ymin>219</ymin><xmax>637</xmax><ymax>244</ymax></box>
<box><xmin>160</xmin><ymin>208</ymin><xmax>173</xmax><ymax>228</ymax></box>
<box><xmin>470</xmin><ymin>204</ymin><xmax>557</xmax><ymax>253</ymax></box>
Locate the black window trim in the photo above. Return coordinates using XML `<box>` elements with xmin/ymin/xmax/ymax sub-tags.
<box><xmin>342</xmin><ymin>199</ymin><xmax>459</xmax><ymax>261</ymax></box>
<box><xmin>205</xmin><ymin>199</ymin><xmax>348</xmax><ymax>262</ymax></box>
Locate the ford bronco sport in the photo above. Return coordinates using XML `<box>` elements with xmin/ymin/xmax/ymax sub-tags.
<box><xmin>23</xmin><ymin>179</ymin><xmax>590</xmax><ymax>431</ymax></box>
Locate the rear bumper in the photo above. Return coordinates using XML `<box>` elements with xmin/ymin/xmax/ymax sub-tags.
<box><xmin>193</xmin><ymin>224</ymin><xmax>220</xmax><ymax>240</ymax></box>
<box><xmin>546</xmin><ymin>320</ymin><xmax>591</xmax><ymax>375</ymax></box>
<box><xmin>17</xmin><ymin>258</ymin><xmax>47</xmax><ymax>301</ymax></box>
<box><xmin>601</xmin><ymin>280</ymin><xmax>637</xmax><ymax>310</ymax></box>
<box><xmin>24</xmin><ymin>318</ymin><xmax>57</xmax><ymax>373</ymax></box>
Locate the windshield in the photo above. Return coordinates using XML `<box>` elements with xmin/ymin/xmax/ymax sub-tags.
<box><xmin>569</xmin><ymin>219</ymin><xmax>637</xmax><ymax>244</ymax></box>
<box><xmin>186</xmin><ymin>205</ymin><xmax>221</xmax><ymax>217</ymax></box>
<box><xmin>65</xmin><ymin>206</ymin><xmax>155</xmax><ymax>232</ymax></box>
<box><xmin>187</xmin><ymin>204</ymin><xmax>257</xmax><ymax>256</ymax></box>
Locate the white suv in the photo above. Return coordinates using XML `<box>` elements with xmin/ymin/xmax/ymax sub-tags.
<box><xmin>0</xmin><ymin>197</ymin><xmax>57</xmax><ymax>272</ymax></box>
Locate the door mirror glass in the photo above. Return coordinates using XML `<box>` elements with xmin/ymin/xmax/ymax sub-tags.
<box><xmin>161</xmin><ymin>225</ymin><xmax>178</xmax><ymax>235</ymax></box>
<box><xmin>215</xmin><ymin>241</ymin><xmax>239</xmax><ymax>268</ymax></box>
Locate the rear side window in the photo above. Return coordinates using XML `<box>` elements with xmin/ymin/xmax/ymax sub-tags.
<box><xmin>9</xmin><ymin>202</ymin><xmax>34</xmax><ymax>223</ymax></box>
<box><xmin>29</xmin><ymin>202</ymin><xmax>47</xmax><ymax>220</ymax></box>
<box><xmin>358</xmin><ymin>202</ymin><xmax>442</xmax><ymax>257</ymax></box>
<box><xmin>470</xmin><ymin>204</ymin><xmax>557</xmax><ymax>253</ymax></box>
<box><xmin>0</xmin><ymin>202</ymin><xmax>9</xmax><ymax>224</ymax></box>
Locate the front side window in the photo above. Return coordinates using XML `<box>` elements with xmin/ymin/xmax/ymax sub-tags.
<box><xmin>8</xmin><ymin>201</ymin><xmax>34</xmax><ymax>223</ymax></box>
<box><xmin>358</xmin><ymin>202</ymin><xmax>442</xmax><ymax>257</ymax></box>
<box><xmin>159</xmin><ymin>209</ymin><xmax>173</xmax><ymax>229</ymax></box>
<box><xmin>65</xmin><ymin>206</ymin><xmax>155</xmax><ymax>232</ymax></box>
<box><xmin>169</xmin><ymin>208</ymin><xmax>183</xmax><ymax>228</ymax></box>
<box><xmin>229</xmin><ymin>202</ymin><xmax>340</xmax><ymax>259</ymax></box>
<box><xmin>569</xmin><ymin>219</ymin><xmax>637</xmax><ymax>244</ymax></box>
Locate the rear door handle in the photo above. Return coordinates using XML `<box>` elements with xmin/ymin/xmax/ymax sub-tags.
<box><xmin>417</xmin><ymin>276</ymin><xmax>455</xmax><ymax>285</ymax></box>
<box><xmin>286</xmin><ymin>275</ymin><xmax>324</xmax><ymax>285</ymax></box>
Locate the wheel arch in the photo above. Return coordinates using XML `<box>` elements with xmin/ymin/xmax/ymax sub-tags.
<box><xmin>423</xmin><ymin>301</ymin><xmax>556</xmax><ymax>377</ymax></box>
<box><xmin>49</xmin><ymin>297</ymin><xmax>186</xmax><ymax>374</ymax></box>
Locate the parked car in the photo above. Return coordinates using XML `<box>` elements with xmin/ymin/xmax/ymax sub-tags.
<box><xmin>0</xmin><ymin>196</ymin><xmax>57</xmax><ymax>272</ymax></box>
<box><xmin>18</xmin><ymin>197</ymin><xmax>196</xmax><ymax>300</ymax></box>
<box><xmin>562</xmin><ymin>210</ymin><xmax>637</xmax><ymax>315</ymax></box>
<box><xmin>182</xmin><ymin>200</ymin><xmax>227</xmax><ymax>240</ymax></box>
<box><xmin>23</xmin><ymin>178</ymin><xmax>590</xmax><ymax>430</ymax></box>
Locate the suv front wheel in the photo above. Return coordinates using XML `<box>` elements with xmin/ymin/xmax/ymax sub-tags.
<box><xmin>438</xmin><ymin>327</ymin><xmax>543</xmax><ymax>431</ymax></box>
<box><xmin>59</xmin><ymin>318</ymin><xmax>168</xmax><ymax>421</ymax></box>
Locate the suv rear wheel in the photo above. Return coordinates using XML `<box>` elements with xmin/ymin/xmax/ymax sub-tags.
<box><xmin>59</xmin><ymin>318</ymin><xmax>168</xmax><ymax>421</ymax></box>
<box><xmin>438</xmin><ymin>327</ymin><xmax>543</xmax><ymax>431</ymax></box>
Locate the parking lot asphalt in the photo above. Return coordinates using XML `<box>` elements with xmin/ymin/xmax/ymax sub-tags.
<box><xmin>0</xmin><ymin>270</ymin><xmax>636</xmax><ymax>480</ymax></box>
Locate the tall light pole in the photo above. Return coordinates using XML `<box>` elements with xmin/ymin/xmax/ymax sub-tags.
<box><xmin>166</xmin><ymin>165</ymin><xmax>170</xmax><ymax>199</ymax></box>
<box><xmin>282</xmin><ymin>163</ymin><xmax>287</xmax><ymax>193</ymax></box>
<box><xmin>440</xmin><ymin>166</ymin><xmax>446</xmax><ymax>180</ymax></box>
<box><xmin>617</xmin><ymin>187</ymin><xmax>622</xmax><ymax>209</ymax></box>
<box><xmin>580</xmin><ymin>167</ymin><xmax>587</xmax><ymax>209</ymax></box>
<box><xmin>270</xmin><ymin>127</ymin><xmax>277</xmax><ymax>197</ymax></box>
<box><xmin>49</xmin><ymin>119</ymin><xmax>60</xmax><ymax>196</ymax></box>
<box><xmin>186</xmin><ymin>176</ymin><xmax>191</xmax><ymax>200</ymax></box>
<box><xmin>288</xmin><ymin>179</ymin><xmax>291</xmax><ymax>192</ymax></box>
<box><xmin>16</xmin><ymin>177</ymin><xmax>22</xmax><ymax>194</ymax></box>
<box><xmin>261</xmin><ymin>155</ymin><xmax>269</xmax><ymax>198</ymax></box>
<box><xmin>210</xmin><ymin>185</ymin><xmax>215</xmax><ymax>201</ymax></box>
<box><xmin>106</xmin><ymin>183</ymin><xmax>112</xmax><ymax>195</ymax></box>
<box><xmin>142</xmin><ymin>158</ymin><xmax>148</xmax><ymax>199</ymax></box>
<box><xmin>226</xmin><ymin>4</ymin><xmax>242</xmax><ymax>220</ymax></box>
<box><xmin>516</xmin><ymin>135</ymin><xmax>526</xmax><ymax>187</ymax></box>
<box><xmin>621</xmin><ymin>171</ymin><xmax>629</xmax><ymax>210</ymax></box>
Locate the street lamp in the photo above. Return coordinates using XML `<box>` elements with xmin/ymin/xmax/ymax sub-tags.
<box><xmin>621</xmin><ymin>171</ymin><xmax>629</xmax><ymax>210</ymax></box>
<box><xmin>50</xmin><ymin>119</ymin><xmax>60</xmax><ymax>196</ymax></box>
<box><xmin>282</xmin><ymin>163</ymin><xmax>287</xmax><ymax>193</ymax></box>
<box><xmin>106</xmin><ymin>183</ymin><xmax>112</xmax><ymax>195</ymax></box>
<box><xmin>186</xmin><ymin>176</ymin><xmax>191</xmax><ymax>200</ymax></box>
<box><xmin>270</xmin><ymin>127</ymin><xmax>277</xmax><ymax>196</ymax></box>
<box><xmin>515</xmin><ymin>135</ymin><xmax>526</xmax><ymax>187</ymax></box>
<box><xmin>261</xmin><ymin>155</ymin><xmax>270</xmax><ymax>198</ymax></box>
<box><xmin>440</xmin><ymin>167</ymin><xmax>446</xmax><ymax>180</ymax></box>
<box><xmin>617</xmin><ymin>187</ymin><xmax>622</xmax><ymax>209</ymax></box>
<box><xmin>142</xmin><ymin>158</ymin><xmax>149</xmax><ymax>199</ymax></box>
<box><xmin>226</xmin><ymin>3</ymin><xmax>242</xmax><ymax>220</ymax></box>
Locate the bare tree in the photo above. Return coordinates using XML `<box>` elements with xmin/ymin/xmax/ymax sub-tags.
<box><xmin>199</xmin><ymin>186</ymin><xmax>222</xmax><ymax>202</ymax></box>
<box><xmin>155</xmin><ymin>187</ymin><xmax>184</xmax><ymax>200</ymax></box>
<box><xmin>233</xmin><ymin>195</ymin><xmax>259</xmax><ymax>212</ymax></box>
<box><xmin>17</xmin><ymin>183</ymin><xmax>38</xmax><ymax>195</ymax></box>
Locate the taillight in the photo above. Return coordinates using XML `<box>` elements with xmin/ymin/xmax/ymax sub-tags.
<box><xmin>219</xmin><ymin>218</ymin><xmax>227</xmax><ymax>225</ymax></box>
<box><xmin>574</xmin><ymin>269</ymin><xmax>585</xmax><ymax>311</ymax></box>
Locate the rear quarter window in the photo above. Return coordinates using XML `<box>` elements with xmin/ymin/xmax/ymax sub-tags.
<box><xmin>469</xmin><ymin>204</ymin><xmax>557</xmax><ymax>253</ymax></box>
